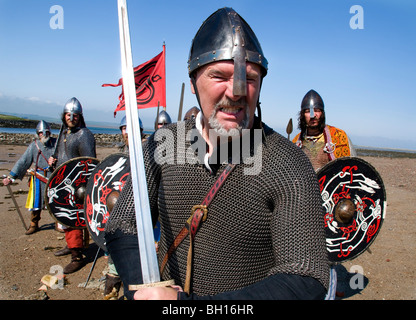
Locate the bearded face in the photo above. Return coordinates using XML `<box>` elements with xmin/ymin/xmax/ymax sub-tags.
<box><xmin>38</xmin><ymin>132</ymin><xmax>51</xmax><ymax>144</ymax></box>
<box><xmin>208</xmin><ymin>97</ymin><xmax>250</xmax><ymax>137</ymax></box>
<box><xmin>120</xmin><ymin>126</ymin><xmax>128</xmax><ymax>146</ymax></box>
<box><xmin>191</xmin><ymin>61</ymin><xmax>261</xmax><ymax>139</ymax></box>
<box><xmin>65</xmin><ymin>113</ymin><xmax>80</xmax><ymax>128</ymax></box>
<box><xmin>298</xmin><ymin>109</ymin><xmax>326</xmax><ymax>135</ymax></box>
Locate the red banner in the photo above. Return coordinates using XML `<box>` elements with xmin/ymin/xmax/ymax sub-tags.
<box><xmin>103</xmin><ymin>45</ymin><xmax>166</xmax><ymax>116</ymax></box>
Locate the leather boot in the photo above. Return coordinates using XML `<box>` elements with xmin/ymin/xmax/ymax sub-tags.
<box><xmin>25</xmin><ymin>210</ymin><xmax>41</xmax><ymax>235</ymax></box>
<box><xmin>104</xmin><ymin>274</ymin><xmax>122</xmax><ymax>300</ymax></box>
<box><xmin>63</xmin><ymin>249</ymin><xmax>85</xmax><ymax>274</ymax></box>
<box><xmin>54</xmin><ymin>246</ymin><xmax>71</xmax><ymax>256</ymax></box>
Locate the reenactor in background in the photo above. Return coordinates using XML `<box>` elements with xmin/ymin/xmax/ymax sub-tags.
<box><xmin>48</xmin><ymin>97</ymin><xmax>96</xmax><ymax>274</ymax></box>
<box><xmin>293</xmin><ymin>89</ymin><xmax>356</xmax><ymax>172</ymax></box>
<box><xmin>3</xmin><ymin>121</ymin><xmax>56</xmax><ymax>235</ymax></box>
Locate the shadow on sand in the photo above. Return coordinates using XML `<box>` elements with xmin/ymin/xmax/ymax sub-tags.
<box><xmin>334</xmin><ymin>264</ymin><xmax>369</xmax><ymax>299</ymax></box>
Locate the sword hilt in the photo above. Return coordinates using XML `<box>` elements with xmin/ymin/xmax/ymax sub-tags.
<box><xmin>129</xmin><ymin>279</ymin><xmax>175</xmax><ymax>291</ymax></box>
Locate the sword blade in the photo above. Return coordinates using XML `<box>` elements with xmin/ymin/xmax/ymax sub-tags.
<box><xmin>117</xmin><ymin>0</ymin><xmax>160</xmax><ymax>284</ymax></box>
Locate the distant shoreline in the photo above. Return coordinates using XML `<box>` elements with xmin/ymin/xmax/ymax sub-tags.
<box><xmin>0</xmin><ymin>132</ymin><xmax>122</xmax><ymax>148</ymax></box>
<box><xmin>355</xmin><ymin>147</ymin><xmax>416</xmax><ymax>159</ymax></box>
<box><xmin>0</xmin><ymin>117</ymin><xmax>61</xmax><ymax>130</ymax></box>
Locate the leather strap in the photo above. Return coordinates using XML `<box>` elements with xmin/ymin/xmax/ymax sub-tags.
<box><xmin>323</xmin><ymin>125</ymin><xmax>336</xmax><ymax>161</ymax></box>
<box><xmin>159</xmin><ymin>163</ymin><xmax>236</xmax><ymax>293</ymax></box>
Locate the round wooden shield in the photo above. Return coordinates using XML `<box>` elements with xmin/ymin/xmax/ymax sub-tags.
<box><xmin>45</xmin><ymin>157</ymin><xmax>100</xmax><ymax>229</ymax></box>
<box><xmin>84</xmin><ymin>153</ymin><xmax>130</xmax><ymax>250</ymax></box>
<box><xmin>317</xmin><ymin>157</ymin><xmax>386</xmax><ymax>262</ymax></box>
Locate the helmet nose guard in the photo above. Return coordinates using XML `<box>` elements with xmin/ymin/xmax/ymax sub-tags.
<box><xmin>301</xmin><ymin>90</ymin><xmax>325</xmax><ymax>118</ymax></box>
<box><xmin>309</xmin><ymin>99</ymin><xmax>315</xmax><ymax>118</ymax></box>
<box><xmin>157</xmin><ymin>109</ymin><xmax>172</xmax><ymax>126</ymax></box>
<box><xmin>188</xmin><ymin>7</ymin><xmax>268</xmax><ymax>96</ymax></box>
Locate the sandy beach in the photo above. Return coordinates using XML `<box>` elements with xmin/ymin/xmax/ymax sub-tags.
<box><xmin>0</xmin><ymin>142</ymin><xmax>415</xmax><ymax>300</ymax></box>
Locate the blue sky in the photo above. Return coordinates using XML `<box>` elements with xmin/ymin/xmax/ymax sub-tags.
<box><xmin>0</xmin><ymin>0</ymin><xmax>415</xmax><ymax>150</ymax></box>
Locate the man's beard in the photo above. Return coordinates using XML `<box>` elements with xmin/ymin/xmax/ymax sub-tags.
<box><xmin>307</xmin><ymin>116</ymin><xmax>325</xmax><ymax>130</ymax></box>
<box><xmin>122</xmin><ymin>134</ymin><xmax>129</xmax><ymax>146</ymax></box>
<box><xmin>40</xmin><ymin>135</ymin><xmax>50</xmax><ymax>144</ymax></box>
<box><xmin>208</xmin><ymin>97</ymin><xmax>250</xmax><ymax>137</ymax></box>
<box><xmin>67</xmin><ymin>121</ymin><xmax>78</xmax><ymax>128</ymax></box>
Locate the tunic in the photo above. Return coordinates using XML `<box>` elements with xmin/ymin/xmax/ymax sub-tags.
<box><xmin>293</xmin><ymin>124</ymin><xmax>356</xmax><ymax>172</ymax></box>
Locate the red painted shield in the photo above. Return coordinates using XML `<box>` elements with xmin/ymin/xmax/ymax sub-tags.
<box><xmin>317</xmin><ymin>157</ymin><xmax>386</xmax><ymax>262</ymax></box>
<box><xmin>84</xmin><ymin>153</ymin><xmax>130</xmax><ymax>250</ymax></box>
<box><xmin>45</xmin><ymin>157</ymin><xmax>99</xmax><ymax>229</ymax></box>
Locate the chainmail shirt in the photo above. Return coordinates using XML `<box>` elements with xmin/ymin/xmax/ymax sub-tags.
<box><xmin>55</xmin><ymin>126</ymin><xmax>96</xmax><ymax>167</ymax></box>
<box><xmin>10</xmin><ymin>138</ymin><xmax>56</xmax><ymax>180</ymax></box>
<box><xmin>10</xmin><ymin>137</ymin><xmax>56</xmax><ymax>208</ymax></box>
<box><xmin>106</xmin><ymin>118</ymin><xmax>330</xmax><ymax>295</ymax></box>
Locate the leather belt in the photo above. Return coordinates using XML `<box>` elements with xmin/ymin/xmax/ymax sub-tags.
<box><xmin>159</xmin><ymin>163</ymin><xmax>236</xmax><ymax>293</ymax></box>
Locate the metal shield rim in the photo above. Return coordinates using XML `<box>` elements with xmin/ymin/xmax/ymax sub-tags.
<box><xmin>317</xmin><ymin>156</ymin><xmax>387</xmax><ymax>262</ymax></box>
<box><xmin>45</xmin><ymin>156</ymin><xmax>100</xmax><ymax>229</ymax></box>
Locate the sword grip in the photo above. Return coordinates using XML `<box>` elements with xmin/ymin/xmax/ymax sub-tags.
<box><xmin>129</xmin><ymin>279</ymin><xmax>175</xmax><ymax>291</ymax></box>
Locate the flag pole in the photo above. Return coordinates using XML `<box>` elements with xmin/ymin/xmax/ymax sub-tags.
<box><xmin>177</xmin><ymin>82</ymin><xmax>185</xmax><ymax>121</ymax></box>
<box><xmin>154</xmin><ymin>102</ymin><xmax>160</xmax><ymax>131</ymax></box>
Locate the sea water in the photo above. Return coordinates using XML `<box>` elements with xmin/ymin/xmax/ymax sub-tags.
<box><xmin>0</xmin><ymin>127</ymin><xmax>154</xmax><ymax>135</ymax></box>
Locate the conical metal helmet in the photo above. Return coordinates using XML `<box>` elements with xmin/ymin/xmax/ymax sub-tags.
<box><xmin>183</xmin><ymin>106</ymin><xmax>200</xmax><ymax>121</ymax></box>
<box><xmin>188</xmin><ymin>7</ymin><xmax>268</xmax><ymax>96</ymax></box>
<box><xmin>301</xmin><ymin>89</ymin><xmax>325</xmax><ymax>118</ymax></box>
<box><xmin>63</xmin><ymin>97</ymin><xmax>83</xmax><ymax>121</ymax></box>
<box><xmin>36</xmin><ymin>120</ymin><xmax>51</xmax><ymax>135</ymax></box>
<box><xmin>157</xmin><ymin>110</ymin><xmax>172</xmax><ymax>125</ymax></box>
<box><xmin>119</xmin><ymin>115</ymin><xmax>143</xmax><ymax>133</ymax></box>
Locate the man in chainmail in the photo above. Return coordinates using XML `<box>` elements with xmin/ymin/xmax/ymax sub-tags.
<box><xmin>3</xmin><ymin>121</ymin><xmax>56</xmax><ymax>235</ymax></box>
<box><xmin>105</xmin><ymin>7</ymin><xmax>330</xmax><ymax>300</ymax></box>
<box><xmin>155</xmin><ymin>108</ymin><xmax>172</xmax><ymax>130</ymax></box>
<box><xmin>183</xmin><ymin>106</ymin><xmax>200</xmax><ymax>121</ymax></box>
<box><xmin>104</xmin><ymin>114</ymin><xmax>147</xmax><ymax>299</ymax></box>
<box><xmin>48</xmin><ymin>97</ymin><xmax>96</xmax><ymax>274</ymax></box>
<box><xmin>293</xmin><ymin>89</ymin><xmax>356</xmax><ymax>172</ymax></box>
<box><xmin>292</xmin><ymin>89</ymin><xmax>357</xmax><ymax>299</ymax></box>
<box><xmin>118</xmin><ymin>115</ymin><xmax>146</xmax><ymax>153</ymax></box>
